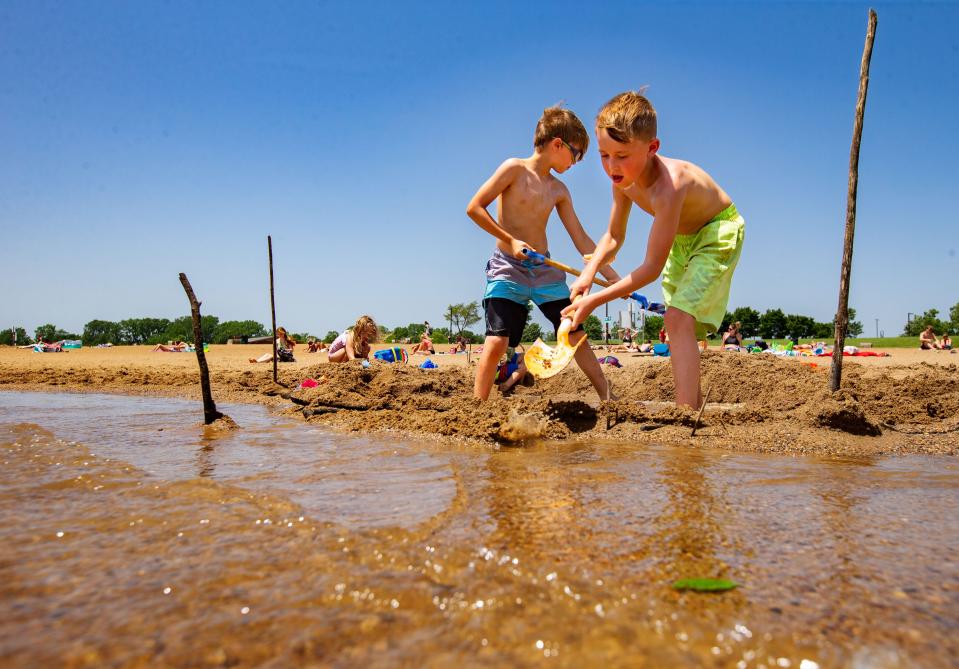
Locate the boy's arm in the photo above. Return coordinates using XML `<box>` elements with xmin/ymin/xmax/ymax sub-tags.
<box><xmin>569</xmin><ymin>187</ymin><xmax>633</xmax><ymax>298</ymax></box>
<box><xmin>563</xmin><ymin>188</ymin><xmax>684</xmax><ymax>328</ymax></box>
<box><xmin>554</xmin><ymin>187</ymin><xmax>621</xmax><ymax>284</ymax></box>
<box><xmin>466</xmin><ymin>160</ymin><xmax>534</xmax><ymax>258</ymax></box>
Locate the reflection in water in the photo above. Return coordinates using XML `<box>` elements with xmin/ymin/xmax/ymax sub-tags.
<box><xmin>0</xmin><ymin>392</ymin><xmax>957</xmax><ymax>668</ymax></box>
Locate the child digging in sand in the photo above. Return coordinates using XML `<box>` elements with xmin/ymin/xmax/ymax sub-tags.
<box><xmin>327</xmin><ymin>315</ymin><xmax>378</xmax><ymax>363</ymax></box>
<box><xmin>467</xmin><ymin>106</ymin><xmax>622</xmax><ymax>400</ymax></box>
<box><xmin>563</xmin><ymin>91</ymin><xmax>745</xmax><ymax>408</ymax></box>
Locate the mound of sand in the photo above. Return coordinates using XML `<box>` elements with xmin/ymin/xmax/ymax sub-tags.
<box><xmin>288</xmin><ymin>353</ymin><xmax>958</xmax><ymax>456</ymax></box>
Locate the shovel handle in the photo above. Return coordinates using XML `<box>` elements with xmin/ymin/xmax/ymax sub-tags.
<box><xmin>521</xmin><ymin>249</ymin><xmax>660</xmax><ymax>312</ymax></box>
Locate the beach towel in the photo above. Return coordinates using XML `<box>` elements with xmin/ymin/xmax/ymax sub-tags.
<box><xmin>597</xmin><ymin>355</ymin><xmax>622</xmax><ymax>367</ymax></box>
<box><xmin>374</xmin><ymin>347</ymin><xmax>409</xmax><ymax>364</ymax></box>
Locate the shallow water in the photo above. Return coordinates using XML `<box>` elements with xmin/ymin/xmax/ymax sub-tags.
<box><xmin>0</xmin><ymin>391</ymin><xmax>956</xmax><ymax>668</ymax></box>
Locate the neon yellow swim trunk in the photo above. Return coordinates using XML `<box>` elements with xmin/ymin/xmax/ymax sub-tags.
<box><xmin>661</xmin><ymin>203</ymin><xmax>745</xmax><ymax>338</ymax></box>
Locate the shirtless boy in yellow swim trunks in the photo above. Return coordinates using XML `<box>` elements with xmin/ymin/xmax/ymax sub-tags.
<box><xmin>563</xmin><ymin>91</ymin><xmax>745</xmax><ymax>408</ymax></box>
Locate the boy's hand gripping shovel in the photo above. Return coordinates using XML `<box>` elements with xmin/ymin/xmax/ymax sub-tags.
<box><xmin>524</xmin><ymin>296</ymin><xmax>586</xmax><ymax>379</ymax></box>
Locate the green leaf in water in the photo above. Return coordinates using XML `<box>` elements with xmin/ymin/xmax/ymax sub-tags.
<box><xmin>671</xmin><ymin>578</ymin><xmax>738</xmax><ymax>592</ymax></box>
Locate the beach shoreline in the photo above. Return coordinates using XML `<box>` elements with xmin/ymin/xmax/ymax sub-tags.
<box><xmin>1</xmin><ymin>344</ymin><xmax>956</xmax><ymax>457</ymax></box>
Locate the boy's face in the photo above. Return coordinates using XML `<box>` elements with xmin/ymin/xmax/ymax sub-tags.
<box><xmin>596</xmin><ymin>127</ymin><xmax>659</xmax><ymax>188</ymax></box>
<box><xmin>549</xmin><ymin>137</ymin><xmax>583</xmax><ymax>174</ymax></box>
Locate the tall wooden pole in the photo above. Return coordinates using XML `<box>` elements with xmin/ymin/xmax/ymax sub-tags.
<box><xmin>268</xmin><ymin>235</ymin><xmax>278</xmax><ymax>384</ymax></box>
<box><xmin>179</xmin><ymin>273</ymin><xmax>223</xmax><ymax>424</ymax></box>
<box><xmin>831</xmin><ymin>9</ymin><xmax>877</xmax><ymax>393</ymax></box>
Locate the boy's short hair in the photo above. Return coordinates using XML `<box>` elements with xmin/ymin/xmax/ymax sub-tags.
<box><xmin>533</xmin><ymin>106</ymin><xmax>589</xmax><ymax>154</ymax></box>
<box><xmin>596</xmin><ymin>91</ymin><xmax>657</xmax><ymax>143</ymax></box>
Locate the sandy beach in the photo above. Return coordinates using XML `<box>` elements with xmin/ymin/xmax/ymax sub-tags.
<box><xmin>2</xmin><ymin>343</ymin><xmax>956</xmax><ymax>457</ymax></box>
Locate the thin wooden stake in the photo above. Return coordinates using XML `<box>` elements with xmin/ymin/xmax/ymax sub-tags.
<box><xmin>691</xmin><ymin>384</ymin><xmax>713</xmax><ymax>437</ymax></box>
<box><xmin>831</xmin><ymin>9</ymin><xmax>877</xmax><ymax>392</ymax></box>
<box><xmin>179</xmin><ymin>273</ymin><xmax>223</xmax><ymax>424</ymax></box>
<box><xmin>268</xmin><ymin>235</ymin><xmax>278</xmax><ymax>385</ymax></box>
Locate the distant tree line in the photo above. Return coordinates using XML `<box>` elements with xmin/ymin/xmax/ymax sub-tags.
<box><xmin>6</xmin><ymin>300</ymin><xmax>955</xmax><ymax>348</ymax></box>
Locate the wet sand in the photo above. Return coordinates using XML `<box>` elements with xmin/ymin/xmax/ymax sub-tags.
<box><xmin>1</xmin><ymin>344</ymin><xmax>957</xmax><ymax>456</ymax></box>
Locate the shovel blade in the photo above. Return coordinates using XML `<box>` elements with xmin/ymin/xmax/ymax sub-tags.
<box><xmin>524</xmin><ymin>335</ymin><xmax>584</xmax><ymax>379</ymax></box>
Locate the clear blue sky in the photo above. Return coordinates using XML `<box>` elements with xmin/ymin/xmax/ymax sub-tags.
<box><xmin>2</xmin><ymin>1</ymin><xmax>957</xmax><ymax>339</ymax></box>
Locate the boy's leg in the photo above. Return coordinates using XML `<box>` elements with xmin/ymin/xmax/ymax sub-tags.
<box><xmin>664</xmin><ymin>307</ymin><xmax>702</xmax><ymax>408</ymax></box>
<box><xmin>474</xmin><ymin>335</ymin><xmax>509</xmax><ymax>399</ymax></box>
<box><xmin>475</xmin><ymin>297</ymin><xmax>527</xmax><ymax>400</ymax></box>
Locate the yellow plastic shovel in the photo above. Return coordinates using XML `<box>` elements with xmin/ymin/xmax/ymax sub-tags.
<box><xmin>524</xmin><ymin>297</ymin><xmax>586</xmax><ymax>379</ymax></box>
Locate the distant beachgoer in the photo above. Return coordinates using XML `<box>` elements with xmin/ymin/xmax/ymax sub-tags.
<box><xmin>496</xmin><ymin>346</ymin><xmax>534</xmax><ymax>394</ymax></box>
<box><xmin>722</xmin><ymin>321</ymin><xmax>743</xmax><ymax>350</ymax></box>
<box><xmin>919</xmin><ymin>326</ymin><xmax>941</xmax><ymax>350</ymax></box>
<box><xmin>450</xmin><ymin>335</ymin><xmax>468</xmax><ymax>353</ymax></box>
<box><xmin>154</xmin><ymin>340</ymin><xmax>187</xmax><ymax>352</ymax></box>
<box><xmin>638</xmin><ymin>339</ymin><xmax>653</xmax><ymax>353</ymax></box>
<box><xmin>308</xmin><ymin>338</ymin><xmax>327</xmax><ymax>353</ymax></box>
<box><xmin>250</xmin><ymin>327</ymin><xmax>296</xmax><ymax>363</ymax></box>
<box><xmin>941</xmin><ymin>334</ymin><xmax>952</xmax><ymax>350</ymax></box>
<box><xmin>328</xmin><ymin>315</ymin><xmax>377</xmax><ymax>363</ymax></box>
<box><xmin>423</xmin><ymin>321</ymin><xmax>433</xmax><ymax>336</ymax></box>
<box><xmin>409</xmin><ymin>330</ymin><xmax>435</xmax><ymax>355</ymax></box>
<box><xmin>659</xmin><ymin>327</ymin><xmax>667</xmax><ymax>344</ymax></box>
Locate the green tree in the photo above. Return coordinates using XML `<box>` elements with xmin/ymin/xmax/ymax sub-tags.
<box><xmin>83</xmin><ymin>320</ymin><xmax>122</xmax><ymax>345</ymax></box>
<box><xmin>584</xmin><ymin>315</ymin><xmax>602</xmax><ymax>341</ymax></box>
<box><xmin>729</xmin><ymin>306</ymin><xmax>761</xmax><ymax>337</ymax></box>
<box><xmin>902</xmin><ymin>308</ymin><xmax>948</xmax><ymax>337</ymax></box>
<box><xmin>641</xmin><ymin>314</ymin><xmax>664</xmax><ymax>342</ymax></box>
<box><xmin>784</xmin><ymin>314</ymin><xmax>817</xmax><ymax>339</ymax></box>
<box><xmin>0</xmin><ymin>327</ymin><xmax>32</xmax><ymax>346</ymax></box>
<box><xmin>522</xmin><ymin>321</ymin><xmax>543</xmax><ymax>343</ymax></box>
<box><xmin>432</xmin><ymin>328</ymin><xmax>450</xmax><ymax>344</ymax></box>
<box><xmin>758</xmin><ymin>309</ymin><xmax>787</xmax><ymax>339</ymax></box>
<box><xmin>448</xmin><ymin>302</ymin><xmax>481</xmax><ymax>338</ymax></box>
<box><xmin>323</xmin><ymin>330</ymin><xmax>339</xmax><ymax>344</ymax></box>
<box><xmin>213</xmin><ymin>320</ymin><xmax>267</xmax><ymax>344</ymax></box>
<box><xmin>119</xmin><ymin>318</ymin><xmax>171</xmax><ymax>344</ymax></box>
<box><xmin>35</xmin><ymin>324</ymin><xmax>80</xmax><ymax>342</ymax></box>
<box><xmin>157</xmin><ymin>315</ymin><xmax>219</xmax><ymax>344</ymax></box>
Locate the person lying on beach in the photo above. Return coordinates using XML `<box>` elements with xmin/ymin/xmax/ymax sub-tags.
<box><xmin>307</xmin><ymin>338</ymin><xmax>328</xmax><ymax>353</ymax></box>
<box><xmin>919</xmin><ymin>326</ymin><xmax>941</xmax><ymax>350</ymax></box>
<box><xmin>250</xmin><ymin>327</ymin><xmax>296</xmax><ymax>363</ymax></box>
<box><xmin>496</xmin><ymin>347</ymin><xmax>534</xmax><ymax>394</ymax></box>
<box><xmin>562</xmin><ymin>91</ymin><xmax>745</xmax><ymax>408</ymax></box>
<box><xmin>409</xmin><ymin>331</ymin><xmax>435</xmax><ymax>355</ymax></box>
<box><xmin>466</xmin><ymin>105</ymin><xmax>620</xmax><ymax>401</ymax></box>
<box><xmin>327</xmin><ymin>315</ymin><xmax>377</xmax><ymax>363</ymax></box>
<box><xmin>154</xmin><ymin>341</ymin><xmax>187</xmax><ymax>352</ymax></box>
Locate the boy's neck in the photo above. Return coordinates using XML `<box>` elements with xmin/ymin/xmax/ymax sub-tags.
<box><xmin>636</xmin><ymin>154</ymin><xmax>663</xmax><ymax>189</ymax></box>
<box><xmin>527</xmin><ymin>151</ymin><xmax>554</xmax><ymax>177</ymax></box>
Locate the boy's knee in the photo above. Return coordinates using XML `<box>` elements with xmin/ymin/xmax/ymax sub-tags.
<box><xmin>664</xmin><ymin>307</ymin><xmax>694</xmax><ymax>332</ymax></box>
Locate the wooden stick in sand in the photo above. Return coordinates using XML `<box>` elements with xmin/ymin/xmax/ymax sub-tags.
<box><xmin>268</xmin><ymin>235</ymin><xmax>278</xmax><ymax>385</ymax></box>
<box><xmin>178</xmin><ymin>273</ymin><xmax>224</xmax><ymax>425</ymax></box>
<box><xmin>691</xmin><ymin>385</ymin><xmax>713</xmax><ymax>437</ymax></box>
<box><xmin>831</xmin><ymin>9</ymin><xmax>877</xmax><ymax>393</ymax></box>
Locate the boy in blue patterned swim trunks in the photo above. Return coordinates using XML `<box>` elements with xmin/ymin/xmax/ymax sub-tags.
<box><xmin>563</xmin><ymin>92</ymin><xmax>745</xmax><ymax>408</ymax></box>
<box><xmin>467</xmin><ymin>106</ymin><xmax>622</xmax><ymax>400</ymax></box>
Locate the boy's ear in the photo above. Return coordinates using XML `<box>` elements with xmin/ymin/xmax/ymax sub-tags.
<box><xmin>648</xmin><ymin>138</ymin><xmax>661</xmax><ymax>156</ymax></box>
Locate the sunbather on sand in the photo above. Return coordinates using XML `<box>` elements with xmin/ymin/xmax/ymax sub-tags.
<box><xmin>154</xmin><ymin>341</ymin><xmax>187</xmax><ymax>352</ymax></box>
<box><xmin>250</xmin><ymin>328</ymin><xmax>296</xmax><ymax>363</ymax></box>
<box><xmin>308</xmin><ymin>338</ymin><xmax>327</xmax><ymax>353</ymax></box>
<box><xmin>920</xmin><ymin>326</ymin><xmax>941</xmax><ymax>350</ymax></box>
<box><xmin>409</xmin><ymin>331</ymin><xmax>435</xmax><ymax>355</ymax></box>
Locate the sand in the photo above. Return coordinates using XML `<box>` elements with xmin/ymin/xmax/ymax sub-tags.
<box><xmin>1</xmin><ymin>343</ymin><xmax>957</xmax><ymax>456</ymax></box>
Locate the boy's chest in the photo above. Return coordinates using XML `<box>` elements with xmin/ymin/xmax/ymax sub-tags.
<box><xmin>505</xmin><ymin>174</ymin><xmax>558</xmax><ymax>215</ymax></box>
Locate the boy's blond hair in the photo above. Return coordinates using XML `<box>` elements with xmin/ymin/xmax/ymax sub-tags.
<box><xmin>596</xmin><ymin>91</ymin><xmax>657</xmax><ymax>143</ymax></box>
<box><xmin>533</xmin><ymin>106</ymin><xmax>589</xmax><ymax>155</ymax></box>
